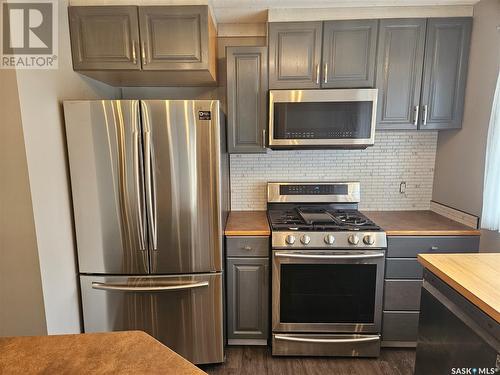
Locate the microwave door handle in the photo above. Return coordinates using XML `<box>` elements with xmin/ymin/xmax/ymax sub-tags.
<box><xmin>274</xmin><ymin>335</ymin><xmax>380</xmax><ymax>344</ymax></box>
<box><xmin>274</xmin><ymin>252</ymin><xmax>385</xmax><ymax>260</ymax></box>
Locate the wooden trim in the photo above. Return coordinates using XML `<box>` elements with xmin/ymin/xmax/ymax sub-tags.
<box><xmin>225</xmin><ymin>211</ymin><xmax>271</xmax><ymax>236</ymax></box>
<box><xmin>418</xmin><ymin>253</ymin><xmax>500</xmax><ymax>324</ymax></box>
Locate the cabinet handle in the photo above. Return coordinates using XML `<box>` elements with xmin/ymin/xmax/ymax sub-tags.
<box><xmin>243</xmin><ymin>246</ymin><xmax>252</xmax><ymax>251</ymax></box>
<box><xmin>422</xmin><ymin>105</ymin><xmax>428</xmax><ymax>126</ymax></box>
<box><xmin>431</xmin><ymin>246</ymin><xmax>439</xmax><ymax>251</ymax></box>
<box><xmin>315</xmin><ymin>64</ymin><xmax>320</xmax><ymax>84</ymax></box>
<box><xmin>132</xmin><ymin>41</ymin><xmax>137</xmax><ymax>65</ymax></box>
<box><xmin>262</xmin><ymin>129</ymin><xmax>267</xmax><ymax>149</ymax></box>
<box><xmin>323</xmin><ymin>63</ymin><xmax>328</xmax><ymax>84</ymax></box>
<box><xmin>413</xmin><ymin>105</ymin><xmax>419</xmax><ymax>126</ymax></box>
<box><xmin>141</xmin><ymin>42</ymin><xmax>147</xmax><ymax>65</ymax></box>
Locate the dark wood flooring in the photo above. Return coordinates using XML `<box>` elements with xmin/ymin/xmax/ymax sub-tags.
<box><xmin>200</xmin><ymin>347</ymin><xmax>415</xmax><ymax>375</ymax></box>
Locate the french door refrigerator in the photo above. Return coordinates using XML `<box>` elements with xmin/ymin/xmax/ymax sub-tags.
<box><xmin>64</xmin><ymin>100</ymin><xmax>229</xmax><ymax>364</ymax></box>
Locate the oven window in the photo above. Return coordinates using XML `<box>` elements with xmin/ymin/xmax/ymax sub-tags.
<box><xmin>280</xmin><ymin>264</ymin><xmax>377</xmax><ymax>323</ymax></box>
<box><xmin>273</xmin><ymin>101</ymin><xmax>372</xmax><ymax>139</ymax></box>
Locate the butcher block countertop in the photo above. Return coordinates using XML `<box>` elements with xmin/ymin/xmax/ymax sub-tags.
<box><xmin>363</xmin><ymin>210</ymin><xmax>480</xmax><ymax>236</ymax></box>
<box><xmin>0</xmin><ymin>331</ymin><xmax>206</xmax><ymax>375</ymax></box>
<box><xmin>225</xmin><ymin>211</ymin><xmax>270</xmax><ymax>236</ymax></box>
<box><xmin>418</xmin><ymin>253</ymin><xmax>500</xmax><ymax>324</ymax></box>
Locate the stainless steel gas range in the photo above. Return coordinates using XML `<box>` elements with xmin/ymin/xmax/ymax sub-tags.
<box><xmin>267</xmin><ymin>182</ymin><xmax>387</xmax><ymax>357</ymax></box>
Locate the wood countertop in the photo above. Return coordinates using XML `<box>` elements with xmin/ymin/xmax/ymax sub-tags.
<box><xmin>225</xmin><ymin>211</ymin><xmax>270</xmax><ymax>236</ymax></box>
<box><xmin>418</xmin><ymin>253</ymin><xmax>500</xmax><ymax>324</ymax></box>
<box><xmin>0</xmin><ymin>331</ymin><xmax>206</xmax><ymax>375</ymax></box>
<box><xmin>363</xmin><ymin>210</ymin><xmax>480</xmax><ymax>236</ymax></box>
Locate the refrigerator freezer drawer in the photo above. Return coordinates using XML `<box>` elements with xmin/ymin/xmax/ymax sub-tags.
<box><xmin>80</xmin><ymin>273</ymin><xmax>224</xmax><ymax>365</ymax></box>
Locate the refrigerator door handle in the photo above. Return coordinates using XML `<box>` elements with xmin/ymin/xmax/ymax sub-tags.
<box><xmin>91</xmin><ymin>281</ymin><xmax>209</xmax><ymax>292</ymax></box>
<box><xmin>133</xmin><ymin>129</ymin><xmax>146</xmax><ymax>251</ymax></box>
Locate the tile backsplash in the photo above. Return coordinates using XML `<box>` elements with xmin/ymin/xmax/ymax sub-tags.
<box><xmin>230</xmin><ymin>131</ymin><xmax>438</xmax><ymax>211</ymax></box>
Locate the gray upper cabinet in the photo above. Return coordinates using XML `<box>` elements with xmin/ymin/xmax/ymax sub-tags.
<box><xmin>268</xmin><ymin>22</ymin><xmax>323</xmax><ymax>89</ymax></box>
<box><xmin>226</xmin><ymin>46</ymin><xmax>268</xmax><ymax>153</ymax></box>
<box><xmin>376</xmin><ymin>19</ymin><xmax>426</xmax><ymax>130</ymax></box>
<box><xmin>322</xmin><ymin>20</ymin><xmax>378</xmax><ymax>88</ymax></box>
<box><xmin>419</xmin><ymin>18</ymin><xmax>472</xmax><ymax>130</ymax></box>
<box><xmin>69</xmin><ymin>6</ymin><xmax>141</xmax><ymax>70</ymax></box>
<box><xmin>138</xmin><ymin>6</ymin><xmax>210</xmax><ymax>71</ymax></box>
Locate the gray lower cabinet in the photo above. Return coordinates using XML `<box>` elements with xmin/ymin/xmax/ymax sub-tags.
<box><xmin>419</xmin><ymin>18</ymin><xmax>472</xmax><ymax>130</ymax></box>
<box><xmin>69</xmin><ymin>6</ymin><xmax>141</xmax><ymax>70</ymax></box>
<box><xmin>227</xmin><ymin>257</ymin><xmax>269</xmax><ymax>345</ymax></box>
<box><xmin>322</xmin><ymin>20</ymin><xmax>378</xmax><ymax>88</ymax></box>
<box><xmin>382</xmin><ymin>235</ymin><xmax>480</xmax><ymax>347</ymax></box>
<box><xmin>376</xmin><ymin>19</ymin><xmax>426</xmax><ymax>130</ymax></box>
<box><xmin>226</xmin><ymin>47</ymin><xmax>268</xmax><ymax>153</ymax></box>
<box><xmin>268</xmin><ymin>22</ymin><xmax>323</xmax><ymax>89</ymax></box>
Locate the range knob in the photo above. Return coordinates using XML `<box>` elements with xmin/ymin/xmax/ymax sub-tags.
<box><xmin>285</xmin><ymin>234</ymin><xmax>296</xmax><ymax>245</ymax></box>
<box><xmin>324</xmin><ymin>234</ymin><xmax>335</xmax><ymax>245</ymax></box>
<box><xmin>301</xmin><ymin>235</ymin><xmax>311</xmax><ymax>245</ymax></box>
<box><xmin>348</xmin><ymin>234</ymin><xmax>360</xmax><ymax>245</ymax></box>
<box><xmin>363</xmin><ymin>234</ymin><xmax>375</xmax><ymax>245</ymax></box>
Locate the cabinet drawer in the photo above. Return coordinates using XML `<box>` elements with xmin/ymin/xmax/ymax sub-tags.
<box><xmin>385</xmin><ymin>258</ymin><xmax>423</xmax><ymax>279</ymax></box>
<box><xmin>382</xmin><ymin>311</ymin><xmax>420</xmax><ymax>342</ymax></box>
<box><xmin>387</xmin><ymin>236</ymin><xmax>479</xmax><ymax>258</ymax></box>
<box><xmin>226</xmin><ymin>236</ymin><xmax>269</xmax><ymax>257</ymax></box>
<box><xmin>384</xmin><ymin>280</ymin><xmax>422</xmax><ymax>311</ymax></box>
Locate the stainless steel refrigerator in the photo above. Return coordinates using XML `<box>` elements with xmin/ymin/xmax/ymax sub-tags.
<box><xmin>64</xmin><ymin>100</ymin><xmax>229</xmax><ymax>364</ymax></box>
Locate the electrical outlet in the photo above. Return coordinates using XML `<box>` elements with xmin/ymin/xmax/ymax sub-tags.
<box><xmin>400</xmin><ymin>181</ymin><xmax>406</xmax><ymax>194</ymax></box>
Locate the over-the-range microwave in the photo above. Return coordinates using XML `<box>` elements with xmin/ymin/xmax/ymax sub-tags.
<box><xmin>268</xmin><ymin>89</ymin><xmax>378</xmax><ymax>149</ymax></box>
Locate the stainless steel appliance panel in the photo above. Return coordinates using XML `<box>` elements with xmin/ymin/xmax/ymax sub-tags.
<box><xmin>80</xmin><ymin>273</ymin><xmax>224</xmax><ymax>364</ymax></box>
<box><xmin>64</xmin><ymin>100</ymin><xmax>148</xmax><ymax>274</ymax></box>
<box><xmin>272</xmin><ymin>250</ymin><xmax>385</xmax><ymax>333</ymax></box>
<box><xmin>272</xmin><ymin>333</ymin><xmax>381</xmax><ymax>357</ymax></box>
<box><xmin>141</xmin><ymin>100</ymin><xmax>223</xmax><ymax>274</ymax></box>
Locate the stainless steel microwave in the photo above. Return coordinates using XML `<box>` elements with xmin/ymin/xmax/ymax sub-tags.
<box><xmin>268</xmin><ymin>89</ymin><xmax>378</xmax><ymax>149</ymax></box>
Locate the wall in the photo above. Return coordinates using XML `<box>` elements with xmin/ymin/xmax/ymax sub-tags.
<box><xmin>14</xmin><ymin>0</ymin><xmax>120</xmax><ymax>334</ymax></box>
<box><xmin>231</xmin><ymin>131</ymin><xmax>438</xmax><ymax>210</ymax></box>
<box><xmin>0</xmin><ymin>70</ymin><xmax>47</xmax><ymax>336</ymax></box>
<box><xmin>432</xmin><ymin>0</ymin><xmax>500</xmax><ymax>217</ymax></box>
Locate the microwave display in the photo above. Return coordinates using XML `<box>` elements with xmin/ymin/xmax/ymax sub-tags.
<box><xmin>273</xmin><ymin>101</ymin><xmax>373</xmax><ymax>140</ymax></box>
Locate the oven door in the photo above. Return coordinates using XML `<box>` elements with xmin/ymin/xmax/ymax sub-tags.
<box><xmin>269</xmin><ymin>89</ymin><xmax>377</xmax><ymax>148</ymax></box>
<box><xmin>272</xmin><ymin>250</ymin><xmax>385</xmax><ymax>333</ymax></box>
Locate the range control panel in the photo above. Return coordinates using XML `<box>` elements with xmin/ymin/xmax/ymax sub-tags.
<box><xmin>279</xmin><ymin>184</ymin><xmax>348</xmax><ymax>196</ymax></box>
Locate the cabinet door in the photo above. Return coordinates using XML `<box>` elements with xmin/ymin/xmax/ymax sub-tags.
<box><xmin>138</xmin><ymin>6</ymin><xmax>209</xmax><ymax>71</ymax></box>
<box><xmin>322</xmin><ymin>20</ymin><xmax>378</xmax><ymax>88</ymax></box>
<box><xmin>69</xmin><ymin>6</ymin><xmax>141</xmax><ymax>70</ymax></box>
<box><xmin>227</xmin><ymin>47</ymin><xmax>268</xmax><ymax>154</ymax></box>
<box><xmin>269</xmin><ymin>22</ymin><xmax>323</xmax><ymax>89</ymax></box>
<box><xmin>420</xmin><ymin>18</ymin><xmax>472</xmax><ymax>130</ymax></box>
<box><xmin>227</xmin><ymin>257</ymin><xmax>269</xmax><ymax>344</ymax></box>
<box><xmin>376</xmin><ymin>19</ymin><xmax>426</xmax><ymax>130</ymax></box>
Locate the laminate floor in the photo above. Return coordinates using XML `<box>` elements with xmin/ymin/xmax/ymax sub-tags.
<box><xmin>201</xmin><ymin>347</ymin><xmax>415</xmax><ymax>375</ymax></box>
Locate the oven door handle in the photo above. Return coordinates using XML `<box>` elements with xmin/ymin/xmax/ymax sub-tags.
<box><xmin>274</xmin><ymin>335</ymin><xmax>380</xmax><ymax>344</ymax></box>
<box><xmin>274</xmin><ymin>251</ymin><xmax>385</xmax><ymax>260</ymax></box>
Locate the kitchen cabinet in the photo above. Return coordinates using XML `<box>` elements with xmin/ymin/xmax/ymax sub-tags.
<box><xmin>376</xmin><ymin>18</ymin><xmax>471</xmax><ymax>130</ymax></box>
<box><xmin>419</xmin><ymin>18</ymin><xmax>472</xmax><ymax>130</ymax></box>
<box><xmin>268</xmin><ymin>20</ymin><xmax>378</xmax><ymax>89</ymax></box>
<box><xmin>381</xmin><ymin>235</ymin><xmax>480</xmax><ymax>347</ymax></box>
<box><xmin>68</xmin><ymin>5</ymin><xmax>217</xmax><ymax>86</ymax></box>
<box><xmin>226</xmin><ymin>46</ymin><xmax>268</xmax><ymax>153</ymax></box>
<box><xmin>226</xmin><ymin>236</ymin><xmax>269</xmax><ymax>345</ymax></box>
<box><xmin>322</xmin><ymin>20</ymin><xmax>378</xmax><ymax>88</ymax></box>
<box><xmin>69</xmin><ymin>6</ymin><xmax>141</xmax><ymax>70</ymax></box>
<box><xmin>268</xmin><ymin>22</ymin><xmax>323</xmax><ymax>89</ymax></box>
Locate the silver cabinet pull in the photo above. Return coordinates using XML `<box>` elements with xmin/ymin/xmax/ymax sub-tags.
<box><xmin>422</xmin><ymin>105</ymin><xmax>428</xmax><ymax>125</ymax></box>
<box><xmin>243</xmin><ymin>246</ymin><xmax>252</xmax><ymax>251</ymax></box>
<box><xmin>431</xmin><ymin>246</ymin><xmax>439</xmax><ymax>251</ymax></box>
<box><xmin>315</xmin><ymin>63</ymin><xmax>320</xmax><ymax>84</ymax></box>
<box><xmin>323</xmin><ymin>63</ymin><xmax>328</xmax><ymax>84</ymax></box>
<box><xmin>262</xmin><ymin>129</ymin><xmax>267</xmax><ymax>149</ymax></box>
<box><xmin>274</xmin><ymin>335</ymin><xmax>380</xmax><ymax>344</ymax></box>
<box><xmin>141</xmin><ymin>42</ymin><xmax>147</xmax><ymax>65</ymax></box>
<box><xmin>413</xmin><ymin>105</ymin><xmax>419</xmax><ymax>126</ymax></box>
<box><xmin>274</xmin><ymin>251</ymin><xmax>385</xmax><ymax>260</ymax></box>
<box><xmin>132</xmin><ymin>41</ymin><xmax>137</xmax><ymax>65</ymax></box>
<box><xmin>92</xmin><ymin>281</ymin><xmax>209</xmax><ymax>292</ymax></box>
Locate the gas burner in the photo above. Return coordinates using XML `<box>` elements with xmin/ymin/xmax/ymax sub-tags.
<box><xmin>334</xmin><ymin>213</ymin><xmax>368</xmax><ymax>226</ymax></box>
